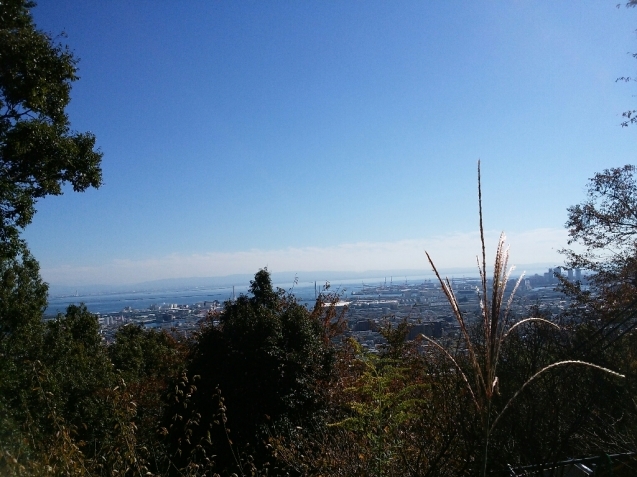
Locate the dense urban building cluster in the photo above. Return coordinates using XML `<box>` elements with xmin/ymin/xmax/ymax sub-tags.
<box><xmin>92</xmin><ymin>268</ymin><xmax>582</xmax><ymax>348</ymax></box>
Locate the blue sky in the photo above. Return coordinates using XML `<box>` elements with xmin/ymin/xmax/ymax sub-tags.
<box><xmin>23</xmin><ymin>1</ymin><xmax>637</xmax><ymax>286</ymax></box>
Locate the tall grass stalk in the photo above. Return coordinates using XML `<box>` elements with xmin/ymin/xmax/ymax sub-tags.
<box><xmin>422</xmin><ymin>160</ymin><xmax>625</xmax><ymax>476</ymax></box>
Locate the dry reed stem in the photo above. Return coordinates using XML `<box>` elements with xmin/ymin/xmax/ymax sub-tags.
<box><xmin>502</xmin><ymin>318</ymin><xmax>559</xmax><ymax>340</ymax></box>
<box><xmin>426</xmin><ymin>251</ymin><xmax>486</xmax><ymax>406</ymax></box>
<box><xmin>503</xmin><ymin>272</ymin><xmax>524</xmax><ymax>326</ymax></box>
<box><xmin>32</xmin><ymin>361</ymin><xmax>91</xmax><ymax>477</ymax></box>
<box><xmin>418</xmin><ymin>332</ymin><xmax>479</xmax><ymax>410</ymax></box>
<box><xmin>489</xmin><ymin>360</ymin><xmax>625</xmax><ymax>434</ymax></box>
<box><xmin>425</xmin><ymin>163</ymin><xmax>529</xmax><ymax>409</ymax></box>
<box><xmin>424</xmin><ymin>161</ymin><xmax>626</xmax><ymax>475</ymax></box>
<box><xmin>478</xmin><ymin>160</ymin><xmax>488</xmax><ymax>336</ymax></box>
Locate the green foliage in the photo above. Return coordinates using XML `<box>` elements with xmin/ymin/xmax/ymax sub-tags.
<box><xmin>109</xmin><ymin>325</ymin><xmax>189</xmax><ymax>472</ymax></box>
<box><xmin>484</xmin><ymin>316</ymin><xmax>637</xmax><ymax>471</ymax></box>
<box><xmin>378</xmin><ymin>319</ymin><xmax>410</xmax><ymax>360</ymax></box>
<box><xmin>110</xmin><ymin>324</ymin><xmax>185</xmax><ymax>382</ymax></box>
<box><xmin>0</xmin><ymin>270</ymin><xmax>632</xmax><ymax>477</ymax></box>
<box><xmin>0</xmin><ymin>2</ymin><xmax>106</xmax><ymax>464</ymax></box>
<box><xmin>0</xmin><ymin>159</ymin><xmax>635</xmax><ymax>476</ymax></box>
<box><xmin>0</xmin><ymin>0</ymin><xmax>102</xmax><ymax>253</ymax></box>
<box><xmin>272</xmin><ymin>336</ymin><xmax>472</xmax><ymax>477</ymax></box>
<box><xmin>38</xmin><ymin>306</ymin><xmax>115</xmax><ymax>445</ymax></box>
<box><xmin>170</xmin><ymin>268</ymin><xmax>334</xmax><ymax>474</ymax></box>
<box><xmin>0</xmin><ymin>3</ymin><xmax>634</xmax><ymax>474</ymax></box>
<box><xmin>334</xmin><ymin>340</ymin><xmax>429</xmax><ymax>477</ymax></box>
<box><xmin>0</xmin><ymin>249</ymin><xmax>47</xmax><ymax>470</ymax></box>
<box><xmin>563</xmin><ymin>165</ymin><xmax>637</xmax><ymax>282</ymax></box>
<box><xmin>0</xmin><ymin>247</ymin><xmax>46</xmax><ymax>355</ymax></box>
<box><xmin>420</xmin><ymin>163</ymin><xmax>628</xmax><ymax>475</ymax></box>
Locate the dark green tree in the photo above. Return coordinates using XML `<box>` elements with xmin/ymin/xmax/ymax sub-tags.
<box><xmin>0</xmin><ymin>247</ymin><xmax>46</xmax><ymax>353</ymax></box>
<box><xmin>0</xmin><ymin>249</ymin><xmax>47</xmax><ymax>470</ymax></box>
<box><xmin>0</xmin><ymin>3</ymin><xmax>105</xmax><ymax>463</ymax></box>
<box><xmin>548</xmin><ymin>165</ymin><xmax>637</xmax><ymax>470</ymax></box>
<box><xmin>110</xmin><ymin>324</ymin><xmax>189</xmax><ymax>471</ymax></box>
<box><xmin>110</xmin><ymin>324</ymin><xmax>186</xmax><ymax>383</ymax></box>
<box><xmin>0</xmin><ymin>2</ymin><xmax>106</xmax><ymax>472</ymax></box>
<box><xmin>38</xmin><ymin>306</ymin><xmax>115</xmax><ymax>445</ymax></box>
<box><xmin>7</xmin><ymin>305</ymin><xmax>152</xmax><ymax>476</ymax></box>
<box><xmin>166</xmin><ymin>269</ymin><xmax>334</xmax><ymax>475</ymax></box>
<box><xmin>0</xmin><ymin>0</ymin><xmax>102</xmax><ymax>254</ymax></box>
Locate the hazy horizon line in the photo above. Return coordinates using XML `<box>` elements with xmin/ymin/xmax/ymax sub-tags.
<box><xmin>41</xmin><ymin>228</ymin><xmax>570</xmax><ymax>292</ymax></box>
<box><xmin>47</xmin><ymin>261</ymin><xmax>564</xmax><ymax>297</ymax></box>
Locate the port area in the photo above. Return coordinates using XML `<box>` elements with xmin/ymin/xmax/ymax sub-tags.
<box><xmin>338</xmin><ymin>276</ymin><xmax>570</xmax><ymax>353</ymax></box>
<box><xmin>79</xmin><ymin>273</ymin><xmax>572</xmax><ymax>347</ymax></box>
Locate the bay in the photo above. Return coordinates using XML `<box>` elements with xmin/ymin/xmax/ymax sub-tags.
<box><xmin>45</xmin><ymin>274</ymin><xmax>439</xmax><ymax>315</ymax></box>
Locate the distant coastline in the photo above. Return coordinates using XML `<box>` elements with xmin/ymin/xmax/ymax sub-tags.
<box><xmin>46</xmin><ymin>263</ymin><xmax>559</xmax><ymax>297</ymax></box>
<box><xmin>45</xmin><ymin>263</ymin><xmax>561</xmax><ymax>315</ymax></box>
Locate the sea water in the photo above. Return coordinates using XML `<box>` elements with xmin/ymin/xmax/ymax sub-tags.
<box><xmin>45</xmin><ymin>275</ymin><xmax>438</xmax><ymax>315</ymax></box>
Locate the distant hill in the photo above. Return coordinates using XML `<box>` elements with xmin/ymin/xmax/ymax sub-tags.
<box><xmin>46</xmin><ymin>263</ymin><xmax>559</xmax><ymax>297</ymax></box>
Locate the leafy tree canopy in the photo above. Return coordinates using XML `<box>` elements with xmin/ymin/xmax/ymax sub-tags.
<box><xmin>0</xmin><ymin>0</ymin><xmax>102</xmax><ymax>254</ymax></box>
<box><xmin>0</xmin><ymin>247</ymin><xmax>46</xmax><ymax>345</ymax></box>
<box><xmin>169</xmin><ymin>269</ymin><xmax>334</xmax><ymax>473</ymax></box>
<box><xmin>0</xmin><ymin>249</ymin><xmax>46</xmax><ymax>432</ymax></box>
<box><xmin>36</xmin><ymin>306</ymin><xmax>117</xmax><ymax>449</ymax></box>
<box><xmin>110</xmin><ymin>324</ymin><xmax>185</xmax><ymax>382</ymax></box>
<box><xmin>562</xmin><ymin>165</ymin><xmax>637</xmax><ymax>297</ymax></box>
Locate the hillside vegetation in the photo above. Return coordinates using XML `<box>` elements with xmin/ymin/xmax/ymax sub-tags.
<box><xmin>1</xmin><ymin>1</ymin><xmax>636</xmax><ymax>475</ymax></box>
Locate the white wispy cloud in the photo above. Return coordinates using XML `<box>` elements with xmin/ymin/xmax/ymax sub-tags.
<box><xmin>40</xmin><ymin>228</ymin><xmax>569</xmax><ymax>286</ymax></box>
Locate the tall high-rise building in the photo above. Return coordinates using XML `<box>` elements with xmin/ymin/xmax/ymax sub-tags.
<box><xmin>567</xmin><ymin>268</ymin><xmax>573</xmax><ymax>280</ymax></box>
